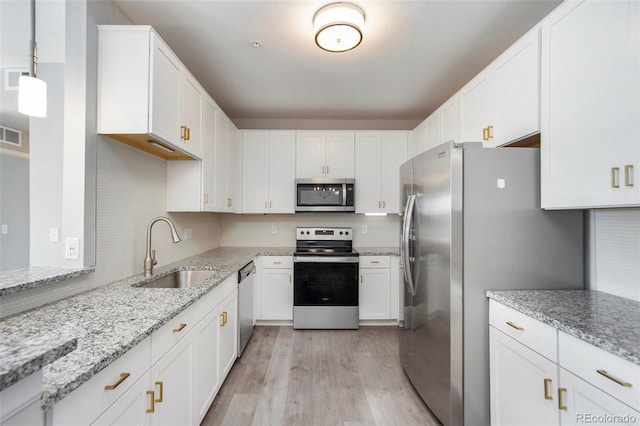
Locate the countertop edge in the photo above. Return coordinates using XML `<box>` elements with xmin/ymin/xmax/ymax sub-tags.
<box><xmin>0</xmin><ymin>267</ymin><xmax>95</xmax><ymax>296</ymax></box>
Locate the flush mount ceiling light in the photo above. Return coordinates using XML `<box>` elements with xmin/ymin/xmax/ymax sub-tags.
<box><xmin>314</xmin><ymin>2</ymin><xmax>365</xmax><ymax>53</ymax></box>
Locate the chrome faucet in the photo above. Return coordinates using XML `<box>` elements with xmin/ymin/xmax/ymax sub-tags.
<box><xmin>144</xmin><ymin>216</ymin><xmax>181</xmax><ymax>277</ymax></box>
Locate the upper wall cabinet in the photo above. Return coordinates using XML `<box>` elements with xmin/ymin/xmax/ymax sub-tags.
<box><xmin>460</xmin><ymin>28</ymin><xmax>540</xmax><ymax>148</ymax></box>
<box><xmin>355</xmin><ymin>131</ymin><xmax>408</xmax><ymax>214</ymax></box>
<box><xmin>541</xmin><ymin>0</ymin><xmax>640</xmax><ymax>209</ymax></box>
<box><xmin>242</xmin><ymin>130</ymin><xmax>296</xmax><ymax>214</ymax></box>
<box><xmin>296</xmin><ymin>131</ymin><xmax>355</xmax><ymax>178</ymax></box>
<box><xmin>410</xmin><ymin>96</ymin><xmax>460</xmax><ymax>158</ymax></box>
<box><xmin>97</xmin><ymin>25</ymin><xmax>201</xmax><ymax>159</ymax></box>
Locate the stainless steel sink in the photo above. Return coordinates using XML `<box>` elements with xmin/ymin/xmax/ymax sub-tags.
<box><xmin>138</xmin><ymin>270</ymin><xmax>217</xmax><ymax>289</ymax></box>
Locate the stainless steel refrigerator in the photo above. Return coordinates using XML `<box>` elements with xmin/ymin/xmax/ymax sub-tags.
<box><xmin>399</xmin><ymin>142</ymin><xmax>584</xmax><ymax>426</ymax></box>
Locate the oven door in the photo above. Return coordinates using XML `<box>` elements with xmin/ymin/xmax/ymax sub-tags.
<box><xmin>293</xmin><ymin>255</ymin><xmax>359</xmax><ymax>306</ymax></box>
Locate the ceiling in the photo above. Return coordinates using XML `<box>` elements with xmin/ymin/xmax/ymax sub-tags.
<box><xmin>112</xmin><ymin>0</ymin><xmax>562</xmax><ymax>128</ymax></box>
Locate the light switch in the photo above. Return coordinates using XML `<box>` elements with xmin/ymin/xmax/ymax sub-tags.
<box><xmin>497</xmin><ymin>178</ymin><xmax>506</xmax><ymax>190</ymax></box>
<box><xmin>1</xmin><ymin>224</ymin><xmax>8</xmax><ymax>234</ymax></box>
<box><xmin>50</xmin><ymin>227</ymin><xmax>59</xmax><ymax>242</ymax></box>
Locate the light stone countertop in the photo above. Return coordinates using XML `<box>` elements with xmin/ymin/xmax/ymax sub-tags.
<box><xmin>487</xmin><ymin>290</ymin><xmax>640</xmax><ymax>366</ymax></box>
<box><xmin>0</xmin><ymin>247</ymin><xmax>293</xmax><ymax>410</ymax></box>
<box><xmin>355</xmin><ymin>246</ymin><xmax>400</xmax><ymax>256</ymax></box>
<box><xmin>0</xmin><ymin>266</ymin><xmax>95</xmax><ymax>296</ymax></box>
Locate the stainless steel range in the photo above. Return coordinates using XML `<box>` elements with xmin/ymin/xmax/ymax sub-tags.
<box><xmin>293</xmin><ymin>227</ymin><xmax>359</xmax><ymax>329</ymax></box>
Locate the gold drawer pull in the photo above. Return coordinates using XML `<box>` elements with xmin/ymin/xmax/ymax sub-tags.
<box><xmin>146</xmin><ymin>390</ymin><xmax>155</xmax><ymax>413</ymax></box>
<box><xmin>625</xmin><ymin>165</ymin><xmax>634</xmax><ymax>187</ymax></box>
<box><xmin>220</xmin><ymin>311</ymin><xmax>228</xmax><ymax>326</ymax></box>
<box><xmin>180</xmin><ymin>125</ymin><xmax>188</xmax><ymax>140</ymax></box>
<box><xmin>104</xmin><ymin>372</ymin><xmax>130</xmax><ymax>390</ymax></box>
<box><xmin>173</xmin><ymin>323</ymin><xmax>187</xmax><ymax>333</ymax></box>
<box><xmin>596</xmin><ymin>370</ymin><xmax>632</xmax><ymax>387</ymax></box>
<box><xmin>506</xmin><ymin>321</ymin><xmax>524</xmax><ymax>331</ymax></box>
<box><xmin>155</xmin><ymin>381</ymin><xmax>164</xmax><ymax>402</ymax></box>
<box><xmin>558</xmin><ymin>388</ymin><xmax>567</xmax><ymax>410</ymax></box>
<box><xmin>482</xmin><ymin>127</ymin><xmax>489</xmax><ymax>141</ymax></box>
<box><xmin>543</xmin><ymin>378</ymin><xmax>553</xmax><ymax>400</ymax></box>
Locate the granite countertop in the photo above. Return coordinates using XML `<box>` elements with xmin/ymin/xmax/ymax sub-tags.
<box><xmin>487</xmin><ymin>290</ymin><xmax>640</xmax><ymax>366</ymax></box>
<box><xmin>0</xmin><ymin>266</ymin><xmax>95</xmax><ymax>296</ymax></box>
<box><xmin>0</xmin><ymin>246</ymin><xmax>293</xmax><ymax>410</ymax></box>
<box><xmin>356</xmin><ymin>246</ymin><xmax>400</xmax><ymax>256</ymax></box>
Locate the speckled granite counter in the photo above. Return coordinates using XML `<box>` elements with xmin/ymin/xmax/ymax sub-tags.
<box><xmin>487</xmin><ymin>290</ymin><xmax>640</xmax><ymax>366</ymax></box>
<box><xmin>0</xmin><ymin>246</ymin><xmax>293</xmax><ymax>410</ymax></box>
<box><xmin>355</xmin><ymin>246</ymin><xmax>399</xmax><ymax>256</ymax></box>
<box><xmin>0</xmin><ymin>266</ymin><xmax>95</xmax><ymax>296</ymax></box>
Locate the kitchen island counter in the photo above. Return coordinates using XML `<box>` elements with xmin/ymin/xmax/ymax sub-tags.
<box><xmin>487</xmin><ymin>290</ymin><xmax>640</xmax><ymax>366</ymax></box>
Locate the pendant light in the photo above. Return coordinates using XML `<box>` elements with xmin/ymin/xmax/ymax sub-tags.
<box><xmin>18</xmin><ymin>0</ymin><xmax>47</xmax><ymax>118</ymax></box>
<box><xmin>314</xmin><ymin>3</ymin><xmax>365</xmax><ymax>53</ymax></box>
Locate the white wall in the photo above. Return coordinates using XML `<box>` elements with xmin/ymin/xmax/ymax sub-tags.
<box><xmin>590</xmin><ymin>208</ymin><xmax>640</xmax><ymax>302</ymax></box>
<box><xmin>220</xmin><ymin>213</ymin><xmax>400</xmax><ymax>247</ymax></box>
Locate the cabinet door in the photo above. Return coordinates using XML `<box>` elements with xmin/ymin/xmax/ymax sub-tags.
<box><xmin>217</xmin><ymin>291</ymin><xmax>238</xmax><ymax>380</ymax></box>
<box><xmin>325</xmin><ymin>131</ymin><xmax>355</xmax><ymax>178</ymax></box>
<box><xmin>225</xmin><ymin>121</ymin><xmax>240</xmax><ymax>212</ymax></box>
<box><xmin>181</xmin><ymin>73</ymin><xmax>203</xmax><ymax>157</ymax></box>
<box><xmin>460</xmin><ymin>72</ymin><xmax>492</xmax><ymax>143</ymax></box>
<box><xmin>410</xmin><ymin>119</ymin><xmax>428</xmax><ymax>158</ymax></box>
<box><xmin>424</xmin><ymin>111</ymin><xmax>441</xmax><ymax>151</ymax></box>
<box><xmin>150</xmin><ymin>334</ymin><xmax>194</xmax><ymax>426</ymax></box>
<box><xmin>489</xmin><ymin>327</ymin><xmax>559</xmax><ymax>426</ymax></box>
<box><xmin>559</xmin><ymin>368</ymin><xmax>640</xmax><ymax>426</ymax></box>
<box><xmin>441</xmin><ymin>97</ymin><xmax>459</xmax><ymax>144</ymax></box>
<box><xmin>192</xmin><ymin>310</ymin><xmax>220</xmax><ymax>424</ymax></box>
<box><xmin>260</xmin><ymin>269</ymin><xmax>293</xmax><ymax>320</ymax></box>
<box><xmin>242</xmin><ymin>131</ymin><xmax>269</xmax><ymax>213</ymax></box>
<box><xmin>359</xmin><ymin>268</ymin><xmax>391</xmax><ymax>320</ymax></box>
<box><xmin>149</xmin><ymin>34</ymin><xmax>182</xmax><ymax>145</ymax></box>
<box><xmin>202</xmin><ymin>98</ymin><xmax>218</xmax><ymax>212</ymax></box>
<box><xmin>268</xmin><ymin>131</ymin><xmax>296</xmax><ymax>213</ymax></box>
<box><xmin>92</xmin><ymin>371</ymin><xmax>152</xmax><ymax>426</ymax></box>
<box><xmin>296</xmin><ymin>131</ymin><xmax>325</xmax><ymax>178</ymax></box>
<box><xmin>213</xmin><ymin>113</ymin><xmax>228</xmax><ymax>211</ymax></box>
<box><xmin>541</xmin><ymin>0</ymin><xmax>640</xmax><ymax>208</ymax></box>
<box><xmin>381</xmin><ymin>132</ymin><xmax>408</xmax><ymax>214</ymax></box>
<box><xmin>355</xmin><ymin>132</ymin><xmax>382</xmax><ymax>213</ymax></box>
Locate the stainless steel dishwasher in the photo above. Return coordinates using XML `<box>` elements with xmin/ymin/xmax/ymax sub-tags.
<box><xmin>237</xmin><ymin>260</ymin><xmax>255</xmax><ymax>356</ymax></box>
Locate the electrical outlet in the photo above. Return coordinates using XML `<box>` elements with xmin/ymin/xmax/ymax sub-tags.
<box><xmin>271</xmin><ymin>224</ymin><xmax>278</xmax><ymax>234</ymax></box>
<box><xmin>65</xmin><ymin>238</ymin><xmax>80</xmax><ymax>260</ymax></box>
<box><xmin>184</xmin><ymin>228</ymin><xmax>193</xmax><ymax>240</ymax></box>
<box><xmin>50</xmin><ymin>227</ymin><xmax>59</xmax><ymax>242</ymax></box>
<box><xmin>362</xmin><ymin>225</ymin><xmax>368</xmax><ymax>234</ymax></box>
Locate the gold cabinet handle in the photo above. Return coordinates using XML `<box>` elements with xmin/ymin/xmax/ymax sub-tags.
<box><xmin>186</xmin><ymin>127</ymin><xmax>191</xmax><ymax>141</ymax></box>
<box><xmin>543</xmin><ymin>378</ymin><xmax>553</xmax><ymax>400</ymax></box>
<box><xmin>180</xmin><ymin>125</ymin><xmax>188</xmax><ymax>140</ymax></box>
<box><xmin>173</xmin><ymin>323</ymin><xmax>187</xmax><ymax>333</ymax></box>
<box><xmin>273</xmin><ymin>261</ymin><xmax>282</xmax><ymax>265</ymax></box>
<box><xmin>104</xmin><ymin>372</ymin><xmax>130</xmax><ymax>390</ymax></box>
<box><xmin>146</xmin><ymin>390</ymin><xmax>155</xmax><ymax>413</ymax></box>
<box><xmin>360</xmin><ymin>274</ymin><xmax>363</xmax><ymax>283</ymax></box>
<box><xmin>382</xmin><ymin>200</ymin><xmax>386</xmax><ymax>208</ymax></box>
<box><xmin>506</xmin><ymin>321</ymin><xmax>524</xmax><ymax>331</ymax></box>
<box><xmin>326</xmin><ymin>165</ymin><xmax>330</xmax><ymax>174</ymax></box>
<box><xmin>625</xmin><ymin>165</ymin><xmax>634</xmax><ymax>187</ymax></box>
<box><xmin>612</xmin><ymin>167</ymin><xmax>620</xmax><ymax>188</ymax></box>
<box><xmin>558</xmin><ymin>388</ymin><xmax>567</xmax><ymax>410</ymax></box>
<box><xmin>596</xmin><ymin>369</ymin><xmax>632</xmax><ymax>387</ymax></box>
<box><xmin>154</xmin><ymin>381</ymin><xmax>163</xmax><ymax>402</ymax></box>
<box><xmin>322</xmin><ymin>165</ymin><xmax>326</xmax><ymax>174</ymax></box>
<box><xmin>482</xmin><ymin>127</ymin><xmax>488</xmax><ymax>141</ymax></box>
<box><xmin>265</xmin><ymin>200</ymin><xmax>268</xmax><ymax>209</ymax></box>
<box><xmin>487</xmin><ymin>125</ymin><xmax>494</xmax><ymax>140</ymax></box>
<box><xmin>270</xmin><ymin>200</ymin><xmax>272</xmax><ymax>208</ymax></box>
<box><xmin>220</xmin><ymin>311</ymin><xmax>228</xmax><ymax>326</ymax></box>
<box><xmin>204</xmin><ymin>192</ymin><xmax>209</xmax><ymax>204</ymax></box>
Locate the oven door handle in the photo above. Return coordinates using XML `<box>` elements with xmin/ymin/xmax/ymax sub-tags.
<box><xmin>294</xmin><ymin>256</ymin><xmax>359</xmax><ymax>263</ymax></box>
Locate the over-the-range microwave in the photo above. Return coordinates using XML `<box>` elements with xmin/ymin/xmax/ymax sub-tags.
<box><xmin>295</xmin><ymin>178</ymin><xmax>355</xmax><ymax>212</ymax></box>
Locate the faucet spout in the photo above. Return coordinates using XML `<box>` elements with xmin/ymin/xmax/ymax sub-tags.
<box><xmin>144</xmin><ymin>216</ymin><xmax>181</xmax><ymax>277</ymax></box>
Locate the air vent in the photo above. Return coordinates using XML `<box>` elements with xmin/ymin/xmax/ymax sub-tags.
<box><xmin>0</xmin><ymin>125</ymin><xmax>22</xmax><ymax>146</ymax></box>
<box><xmin>4</xmin><ymin>69</ymin><xmax>29</xmax><ymax>91</ymax></box>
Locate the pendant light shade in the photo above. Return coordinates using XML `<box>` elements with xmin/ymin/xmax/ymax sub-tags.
<box><xmin>314</xmin><ymin>3</ymin><xmax>365</xmax><ymax>52</ymax></box>
<box><xmin>18</xmin><ymin>75</ymin><xmax>47</xmax><ymax>118</ymax></box>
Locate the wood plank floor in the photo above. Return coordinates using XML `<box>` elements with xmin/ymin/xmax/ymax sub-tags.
<box><xmin>201</xmin><ymin>326</ymin><xmax>440</xmax><ymax>426</ymax></box>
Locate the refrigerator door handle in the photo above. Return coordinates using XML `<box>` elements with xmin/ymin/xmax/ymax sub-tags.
<box><xmin>402</xmin><ymin>194</ymin><xmax>417</xmax><ymax>296</ymax></box>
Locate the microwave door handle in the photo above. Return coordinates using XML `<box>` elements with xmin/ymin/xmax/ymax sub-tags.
<box><xmin>343</xmin><ymin>184</ymin><xmax>347</xmax><ymax>207</ymax></box>
<box><xmin>402</xmin><ymin>195</ymin><xmax>416</xmax><ymax>296</ymax></box>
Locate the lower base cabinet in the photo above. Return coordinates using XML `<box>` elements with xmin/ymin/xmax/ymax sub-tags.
<box><xmin>257</xmin><ymin>256</ymin><xmax>293</xmax><ymax>321</ymax></box>
<box><xmin>50</xmin><ymin>276</ymin><xmax>238</xmax><ymax>426</ymax></box>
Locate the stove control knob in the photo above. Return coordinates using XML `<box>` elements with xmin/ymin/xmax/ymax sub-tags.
<box><xmin>339</xmin><ymin>231</ymin><xmax>343</xmax><ymax>235</ymax></box>
<box><xmin>306</xmin><ymin>231</ymin><xmax>310</xmax><ymax>235</ymax></box>
<box><xmin>345</xmin><ymin>231</ymin><xmax>349</xmax><ymax>235</ymax></box>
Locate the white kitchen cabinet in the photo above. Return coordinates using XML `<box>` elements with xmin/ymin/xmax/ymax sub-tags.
<box><xmin>489</xmin><ymin>300</ymin><xmax>640</xmax><ymax>425</ymax></box>
<box><xmin>358</xmin><ymin>256</ymin><xmax>391</xmax><ymax>320</ymax></box>
<box><xmin>97</xmin><ymin>25</ymin><xmax>200</xmax><ymax>159</ymax></box>
<box><xmin>258</xmin><ymin>256</ymin><xmax>293</xmax><ymax>321</ymax></box>
<box><xmin>192</xmin><ymin>309</ymin><xmax>220</xmax><ymax>424</ymax></box>
<box><xmin>489</xmin><ymin>327</ymin><xmax>559</xmax><ymax>426</ymax></box>
<box><xmin>410</xmin><ymin>96</ymin><xmax>459</xmax><ymax>158</ymax></box>
<box><xmin>460</xmin><ymin>28</ymin><xmax>540</xmax><ymax>148</ymax></box>
<box><xmin>241</xmin><ymin>130</ymin><xmax>296</xmax><ymax>214</ymax></box>
<box><xmin>355</xmin><ymin>132</ymin><xmax>407</xmax><ymax>214</ymax></box>
<box><xmin>296</xmin><ymin>131</ymin><xmax>355</xmax><ymax>178</ymax></box>
<box><xmin>217</xmin><ymin>290</ymin><xmax>238</xmax><ymax>380</ymax></box>
<box><xmin>0</xmin><ymin>371</ymin><xmax>43</xmax><ymax>426</ymax></box>
<box><xmin>214</xmin><ymin>114</ymin><xmax>239</xmax><ymax>212</ymax></box>
<box><xmin>541</xmin><ymin>0</ymin><xmax>640</xmax><ymax>209</ymax></box>
<box><xmin>92</xmin><ymin>371</ymin><xmax>152</xmax><ymax>426</ymax></box>
<box><xmin>440</xmin><ymin>96</ymin><xmax>460</xmax><ymax>145</ymax></box>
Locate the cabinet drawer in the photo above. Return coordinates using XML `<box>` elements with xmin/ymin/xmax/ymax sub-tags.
<box><xmin>151</xmin><ymin>302</ymin><xmax>198</xmax><ymax>365</ymax></box>
<box><xmin>51</xmin><ymin>337</ymin><xmax>151</xmax><ymax>426</ymax></box>
<box><xmin>559</xmin><ymin>332</ymin><xmax>640</xmax><ymax>411</ymax></box>
<box><xmin>261</xmin><ymin>256</ymin><xmax>293</xmax><ymax>269</ymax></box>
<box><xmin>489</xmin><ymin>300</ymin><xmax>557</xmax><ymax>362</ymax></box>
<box><xmin>196</xmin><ymin>274</ymin><xmax>237</xmax><ymax>323</ymax></box>
<box><xmin>360</xmin><ymin>256</ymin><xmax>390</xmax><ymax>268</ymax></box>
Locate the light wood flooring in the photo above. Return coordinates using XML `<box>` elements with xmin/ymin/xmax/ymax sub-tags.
<box><xmin>201</xmin><ymin>326</ymin><xmax>440</xmax><ymax>426</ymax></box>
